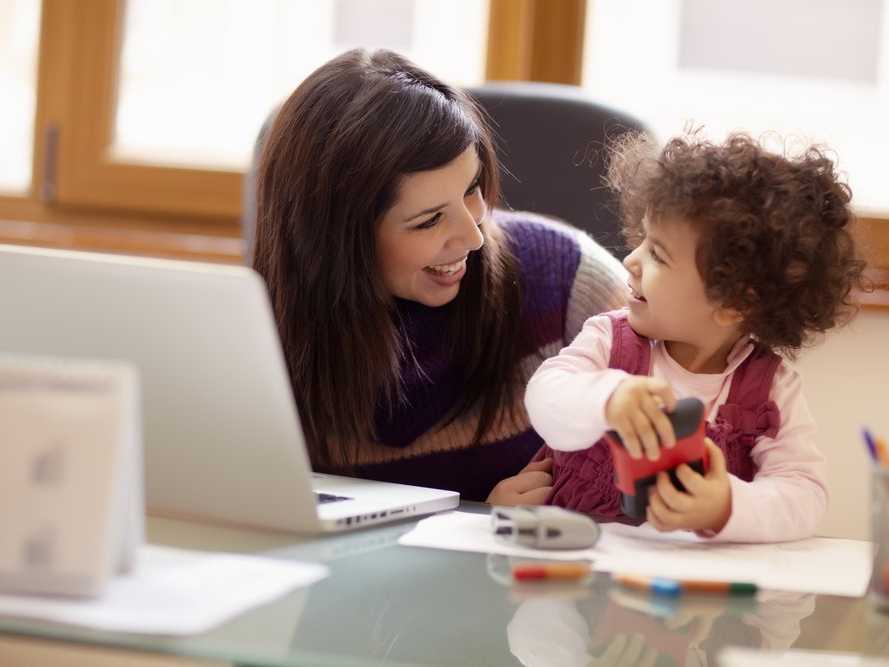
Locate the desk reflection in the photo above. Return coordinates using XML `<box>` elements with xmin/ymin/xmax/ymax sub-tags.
<box><xmin>504</xmin><ymin>568</ymin><xmax>815</xmax><ymax>667</ymax></box>
<box><xmin>262</xmin><ymin>527</ymin><xmax>879</xmax><ymax>666</ymax></box>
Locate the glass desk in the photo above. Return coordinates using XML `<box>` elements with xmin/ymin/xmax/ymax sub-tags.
<box><xmin>1</xmin><ymin>502</ymin><xmax>887</xmax><ymax>666</ymax></box>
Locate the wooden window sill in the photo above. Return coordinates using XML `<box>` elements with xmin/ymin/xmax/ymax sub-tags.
<box><xmin>1</xmin><ymin>209</ymin><xmax>887</xmax><ymax>308</ymax></box>
<box><xmin>860</xmin><ymin>267</ymin><xmax>889</xmax><ymax>310</ymax></box>
<box><xmin>0</xmin><ymin>217</ymin><xmax>243</xmax><ymax>265</ymax></box>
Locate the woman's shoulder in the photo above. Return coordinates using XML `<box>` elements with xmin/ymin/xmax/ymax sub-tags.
<box><xmin>493</xmin><ymin>208</ymin><xmax>582</xmax><ymax>247</ymax></box>
<box><xmin>492</xmin><ymin>209</ymin><xmax>586</xmax><ymax>284</ymax></box>
<box><xmin>493</xmin><ymin>209</ymin><xmax>625</xmax><ymax>276</ymax></box>
<box><xmin>492</xmin><ymin>209</ymin><xmax>628</xmax><ymax>344</ymax></box>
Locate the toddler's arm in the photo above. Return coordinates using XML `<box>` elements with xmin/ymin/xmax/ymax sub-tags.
<box><xmin>705</xmin><ymin>363</ymin><xmax>828</xmax><ymax>542</ymax></box>
<box><xmin>525</xmin><ymin>315</ymin><xmax>629</xmax><ymax>451</ymax></box>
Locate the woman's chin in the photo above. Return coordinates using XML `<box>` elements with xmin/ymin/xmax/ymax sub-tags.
<box><xmin>414</xmin><ymin>269</ymin><xmax>464</xmax><ymax>306</ymax></box>
<box><xmin>425</xmin><ymin>291</ymin><xmax>460</xmax><ymax>308</ymax></box>
<box><xmin>412</xmin><ymin>284</ymin><xmax>461</xmax><ymax>308</ymax></box>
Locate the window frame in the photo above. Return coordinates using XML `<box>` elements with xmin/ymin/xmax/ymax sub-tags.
<box><xmin>1</xmin><ymin>0</ymin><xmax>585</xmax><ymax>226</ymax></box>
<box><xmin>34</xmin><ymin>0</ymin><xmax>243</xmax><ymax>219</ymax></box>
<box><xmin>0</xmin><ymin>0</ymin><xmax>885</xmax><ymax>309</ymax></box>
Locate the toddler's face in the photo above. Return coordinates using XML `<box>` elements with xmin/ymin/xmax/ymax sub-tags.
<box><xmin>622</xmin><ymin>215</ymin><xmax>726</xmax><ymax>346</ymax></box>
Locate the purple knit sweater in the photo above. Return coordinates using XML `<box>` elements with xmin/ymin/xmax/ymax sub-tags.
<box><xmin>346</xmin><ymin>211</ymin><xmax>627</xmax><ymax>500</ymax></box>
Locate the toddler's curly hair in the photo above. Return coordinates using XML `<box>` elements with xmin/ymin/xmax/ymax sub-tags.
<box><xmin>607</xmin><ymin>132</ymin><xmax>868</xmax><ymax>356</ymax></box>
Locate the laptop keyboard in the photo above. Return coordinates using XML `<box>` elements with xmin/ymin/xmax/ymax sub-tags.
<box><xmin>315</xmin><ymin>491</ymin><xmax>352</xmax><ymax>504</ymax></box>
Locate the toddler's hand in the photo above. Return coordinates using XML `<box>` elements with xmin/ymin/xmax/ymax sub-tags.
<box><xmin>646</xmin><ymin>438</ymin><xmax>732</xmax><ymax>534</ymax></box>
<box><xmin>605</xmin><ymin>376</ymin><xmax>677</xmax><ymax>460</ymax></box>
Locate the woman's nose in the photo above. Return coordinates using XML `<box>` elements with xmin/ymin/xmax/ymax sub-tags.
<box><xmin>452</xmin><ymin>202</ymin><xmax>485</xmax><ymax>252</ymax></box>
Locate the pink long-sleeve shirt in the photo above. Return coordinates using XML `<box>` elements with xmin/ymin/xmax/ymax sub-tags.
<box><xmin>525</xmin><ymin>314</ymin><xmax>828</xmax><ymax>542</ymax></box>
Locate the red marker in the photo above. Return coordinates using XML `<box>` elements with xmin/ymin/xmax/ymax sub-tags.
<box><xmin>512</xmin><ymin>563</ymin><xmax>592</xmax><ymax>581</ymax></box>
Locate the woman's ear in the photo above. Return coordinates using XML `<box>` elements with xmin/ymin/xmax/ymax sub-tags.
<box><xmin>712</xmin><ymin>306</ymin><xmax>743</xmax><ymax>328</ymax></box>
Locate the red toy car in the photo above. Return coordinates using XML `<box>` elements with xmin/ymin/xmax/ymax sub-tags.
<box><xmin>604</xmin><ymin>397</ymin><xmax>709</xmax><ymax>520</ymax></box>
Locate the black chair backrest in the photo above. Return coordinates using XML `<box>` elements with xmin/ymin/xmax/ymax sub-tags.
<box><xmin>466</xmin><ymin>82</ymin><xmax>648</xmax><ymax>258</ymax></box>
<box><xmin>241</xmin><ymin>82</ymin><xmax>648</xmax><ymax>265</ymax></box>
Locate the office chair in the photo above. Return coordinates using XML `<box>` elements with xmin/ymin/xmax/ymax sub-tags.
<box><xmin>241</xmin><ymin>82</ymin><xmax>649</xmax><ymax>264</ymax></box>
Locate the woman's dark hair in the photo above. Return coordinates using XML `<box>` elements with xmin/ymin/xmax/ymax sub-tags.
<box><xmin>608</xmin><ymin>132</ymin><xmax>868</xmax><ymax>356</ymax></box>
<box><xmin>254</xmin><ymin>49</ymin><xmax>523</xmax><ymax>468</ymax></box>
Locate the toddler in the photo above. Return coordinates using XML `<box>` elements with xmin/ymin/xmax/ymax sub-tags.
<box><xmin>525</xmin><ymin>132</ymin><xmax>867</xmax><ymax>542</ymax></box>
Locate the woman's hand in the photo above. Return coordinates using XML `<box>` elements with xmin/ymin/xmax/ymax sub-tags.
<box><xmin>605</xmin><ymin>377</ymin><xmax>677</xmax><ymax>460</ymax></box>
<box><xmin>486</xmin><ymin>457</ymin><xmax>553</xmax><ymax>505</ymax></box>
<box><xmin>646</xmin><ymin>438</ymin><xmax>732</xmax><ymax>534</ymax></box>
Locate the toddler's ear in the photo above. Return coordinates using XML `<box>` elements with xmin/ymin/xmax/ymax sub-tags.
<box><xmin>712</xmin><ymin>306</ymin><xmax>743</xmax><ymax>328</ymax></box>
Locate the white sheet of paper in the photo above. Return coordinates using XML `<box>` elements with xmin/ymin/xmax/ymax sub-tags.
<box><xmin>398</xmin><ymin>511</ymin><xmax>871</xmax><ymax>597</ymax></box>
<box><xmin>399</xmin><ymin>509</ymin><xmax>598</xmax><ymax>561</ymax></box>
<box><xmin>0</xmin><ymin>545</ymin><xmax>328</xmax><ymax>635</ymax></box>
<box><xmin>719</xmin><ymin>648</ymin><xmax>889</xmax><ymax>667</ymax></box>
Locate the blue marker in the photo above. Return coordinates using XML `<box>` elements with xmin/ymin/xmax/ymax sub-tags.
<box><xmin>614</xmin><ymin>574</ymin><xmax>681</xmax><ymax>596</ymax></box>
<box><xmin>614</xmin><ymin>573</ymin><xmax>757</xmax><ymax>596</ymax></box>
<box><xmin>863</xmin><ymin>428</ymin><xmax>879</xmax><ymax>463</ymax></box>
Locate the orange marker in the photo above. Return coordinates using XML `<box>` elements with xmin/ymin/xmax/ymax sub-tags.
<box><xmin>875</xmin><ymin>436</ymin><xmax>889</xmax><ymax>467</ymax></box>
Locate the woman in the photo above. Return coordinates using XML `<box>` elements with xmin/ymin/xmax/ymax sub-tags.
<box><xmin>254</xmin><ymin>49</ymin><xmax>627</xmax><ymax>503</ymax></box>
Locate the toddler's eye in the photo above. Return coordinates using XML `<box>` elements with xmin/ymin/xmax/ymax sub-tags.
<box><xmin>649</xmin><ymin>246</ymin><xmax>665</xmax><ymax>264</ymax></box>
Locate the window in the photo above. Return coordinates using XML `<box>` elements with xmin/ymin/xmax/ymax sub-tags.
<box><xmin>0</xmin><ymin>0</ymin><xmax>588</xmax><ymax>264</ymax></box>
<box><xmin>0</xmin><ymin>0</ymin><xmax>41</xmax><ymax>194</ymax></box>
<box><xmin>114</xmin><ymin>0</ymin><xmax>490</xmax><ymax>171</ymax></box>
<box><xmin>30</xmin><ymin>0</ymin><xmax>490</xmax><ymax>219</ymax></box>
<box><xmin>583</xmin><ymin>0</ymin><xmax>889</xmax><ymax>212</ymax></box>
<box><xmin>2</xmin><ymin>0</ymin><xmax>585</xmax><ymax>227</ymax></box>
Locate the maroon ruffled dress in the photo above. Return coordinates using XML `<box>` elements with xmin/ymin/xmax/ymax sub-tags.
<box><xmin>534</xmin><ymin>310</ymin><xmax>782</xmax><ymax>523</ymax></box>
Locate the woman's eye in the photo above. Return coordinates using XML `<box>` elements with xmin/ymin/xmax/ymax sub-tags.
<box><xmin>414</xmin><ymin>177</ymin><xmax>480</xmax><ymax>231</ymax></box>
<box><xmin>415</xmin><ymin>212</ymin><xmax>443</xmax><ymax>230</ymax></box>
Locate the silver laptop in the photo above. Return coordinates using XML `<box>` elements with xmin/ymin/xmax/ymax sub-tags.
<box><xmin>0</xmin><ymin>244</ymin><xmax>458</xmax><ymax>533</ymax></box>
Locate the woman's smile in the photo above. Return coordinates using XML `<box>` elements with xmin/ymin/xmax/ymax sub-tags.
<box><xmin>423</xmin><ymin>256</ymin><xmax>468</xmax><ymax>286</ymax></box>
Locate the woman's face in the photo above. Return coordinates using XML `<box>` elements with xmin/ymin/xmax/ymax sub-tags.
<box><xmin>376</xmin><ymin>145</ymin><xmax>486</xmax><ymax>307</ymax></box>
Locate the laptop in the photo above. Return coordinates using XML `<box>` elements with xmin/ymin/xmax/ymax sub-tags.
<box><xmin>0</xmin><ymin>244</ymin><xmax>458</xmax><ymax>533</ymax></box>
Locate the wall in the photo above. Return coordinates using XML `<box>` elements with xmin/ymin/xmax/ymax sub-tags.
<box><xmin>795</xmin><ymin>308</ymin><xmax>889</xmax><ymax>539</ymax></box>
